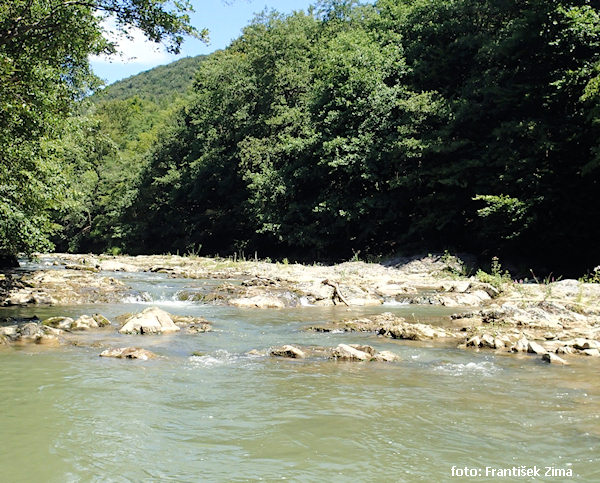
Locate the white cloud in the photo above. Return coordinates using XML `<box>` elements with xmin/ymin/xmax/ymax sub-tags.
<box><xmin>90</xmin><ymin>17</ymin><xmax>174</xmax><ymax>65</ymax></box>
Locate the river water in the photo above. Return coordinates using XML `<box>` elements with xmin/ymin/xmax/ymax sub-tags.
<box><xmin>1</xmin><ymin>261</ymin><xmax>598</xmax><ymax>481</ymax></box>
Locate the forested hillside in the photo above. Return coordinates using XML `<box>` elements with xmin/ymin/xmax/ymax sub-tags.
<box><xmin>51</xmin><ymin>55</ymin><xmax>204</xmax><ymax>254</ymax></box>
<box><xmin>93</xmin><ymin>55</ymin><xmax>206</xmax><ymax>104</ymax></box>
<box><xmin>2</xmin><ymin>0</ymin><xmax>599</xmax><ymax>275</ymax></box>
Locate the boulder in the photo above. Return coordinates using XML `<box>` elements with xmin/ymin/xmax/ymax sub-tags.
<box><xmin>270</xmin><ymin>345</ymin><xmax>306</xmax><ymax>359</ymax></box>
<box><xmin>71</xmin><ymin>315</ymin><xmax>99</xmax><ymax>331</ymax></box>
<box><xmin>119</xmin><ymin>307</ymin><xmax>180</xmax><ymax>335</ymax></box>
<box><xmin>383</xmin><ymin>323</ymin><xmax>451</xmax><ymax>341</ymax></box>
<box><xmin>331</xmin><ymin>343</ymin><xmax>371</xmax><ymax>361</ymax></box>
<box><xmin>348</xmin><ymin>344</ymin><xmax>376</xmax><ymax>356</ymax></box>
<box><xmin>42</xmin><ymin>316</ymin><xmax>74</xmax><ymax>330</ymax></box>
<box><xmin>92</xmin><ymin>314</ymin><xmax>111</xmax><ymax>327</ymax></box>
<box><xmin>99</xmin><ymin>347</ymin><xmax>157</xmax><ymax>360</ymax></box>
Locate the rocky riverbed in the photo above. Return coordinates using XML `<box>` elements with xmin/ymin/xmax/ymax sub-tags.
<box><xmin>1</xmin><ymin>253</ymin><xmax>599</xmax><ymax>366</ymax></box>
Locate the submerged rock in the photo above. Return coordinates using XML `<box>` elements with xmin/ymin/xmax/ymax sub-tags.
<box><xmin>372</xmin><ymin>350</ymin><xmax>401</xmax><ymax>362</ymax></box>
<box><xmin>170</xmin><ymin>314</ymin><xmax>212</xmax><ymax>334</ymax></box>
<box><xmin>119</xmin><ymin>307</ymin><xmax>180</xmax><ymax>335</ymax></box>
<box><xmin>99</xmin><ymin>347</ymin><xmax>157</xmax><ymax>360</ymax></box>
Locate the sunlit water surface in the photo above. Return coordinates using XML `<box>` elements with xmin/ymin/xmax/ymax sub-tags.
<box><xmin>1</xmin><ymin>260</ymin><xmax>598</xmax><ymax>481</ymax></box>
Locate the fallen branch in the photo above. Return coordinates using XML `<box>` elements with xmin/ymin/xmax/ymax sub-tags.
<box><xmin>322</xmin><ymin>279</ymin><xmax>349</xmax><ymax>306</ymax></box>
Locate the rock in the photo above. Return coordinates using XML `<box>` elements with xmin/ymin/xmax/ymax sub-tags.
<box><xmin>99</xmin><ymin>347</ymin><xmax>157</xmax><ymax>360</ymax></box>
<box><xmin>65</xmin><ymin>264</ymin><xmax>99</xmax><ymax>272</ymax></box>
<box><xmin>42</xmin><ymin>316</ymin><xmax>74</xmax><ymax>329</ymax></box>
<box><xmin>0</xmin><ymin>325</ymin><xmax>18</xmax><ymax>337</ymax></box>
<box><xmin>383</xmin><ymin>323</ymin><xmax>451</xmax><ymax>341</ymax></box>
<box><xmin>42</xmin><ymin>314</ymin><xmax>110</xmax><ymax>331</ymax></box>
<box><xmin>1</xmin><ymin>270</ymin><xmax>134</xmax><ymax>306</ymax></box>
<box><xmin>348</xmin><ymin>344</ymin><xmax>377</xmax><ymax>356</ymax></box>
<box><xmin>582</xmin><ymin>348</ymin><xmax>600</xmax><ymax>357</ymax></box>
<box><xmin>331</xmin><ymin>343</ymin><xmax>371</xmax><ymax>361</ymax></box>
<box><xmin>92</xmin><ymin>314</ymin><xmax>111</xmax><ymax>327</ymax></box>
<box><xmin>557</xmin><ymin>346</ymin><xmax>575</xmax><ymax>355</ymax></box>
<box><xmin>118</xmin><ymin>307</ymin><xmax>181</xmax><ymax>335</ymax></box>
<box><xmin>466</xmin><ymin>335</ymin><xmax>481</xmax><ymax>347</ymax></box>
<box><xmin>184</xmin><ymin>323</ymin><xmax>212</xmax><ymax>334</ymax></box>
<box><xmin>573</xmin><ymin>339</ymin><xmax>599</xmax><ymax>350</ymax></box>
<box><xmin>372</xmin><ymin>350</ymin><xmax>401</xmax><ymax>362</ymax></box>
<box><xmin>98</xmin><ymin>260</ymin><xmax>139</xmax><ymax>272</ymax></box>
<box><xmin>71</xmin><ymin>315</ymin><xmax>99</xmax><ymax>331</ymax></box>
<box><xmin>542</xmin><ymin>353</ymin><xmax>569</xmax><ymax>365</ymax></box>
<box><xmin>18</xmin><ymin>322</ymin><xmax>46</xmax><ymax>341</ymax></box>
<box><xmin>527</xmin><ymin>341</ymin><xmax>548</xmax><ymax>355</ymax></box>
<box><xmin>493</xmin><ymin>337</ymin><xmax>506</xmax><ymax>349</ymax></box>
<box><xmin>229</xmin><ymin>295</ymin><xmax>286</xmax><ymax>309</ymax></box>
<box><xmin>509</xmin><ymin>337</ymin><xmax>528</xmax><ymax>352</ymax></box>
<box><xmin>480</xmin><ymin>333</ymin><xmax>496</xmax><ymax>349</ymax></box>
<box><xmin>270</xmin><ymin>345</ymin><xmax>306</xmax><ymax>359</ymax></box>
<box><xmin>542</xmin><ymin>340</ymin><xmax>565</xmax><ymax>353</ymax></box>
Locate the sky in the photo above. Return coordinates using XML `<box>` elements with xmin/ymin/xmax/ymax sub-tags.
<box><xmin>90</xmin><ymin>0</ymin><xmax>317</xmax><ymax>85</ymax></box>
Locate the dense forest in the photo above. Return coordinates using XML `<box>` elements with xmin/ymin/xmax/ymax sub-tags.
<box><xmin>2</xmin><ymin>0</ymin><xmax>599</xmax><ymax>275</ymax></box>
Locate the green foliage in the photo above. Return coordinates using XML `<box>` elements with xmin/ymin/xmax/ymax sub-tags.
<box><xmin>579</xmin><ymin>266</ymin><xmax>600</xmax><ymax>283</ymax></box>
<box><xmin>6</xmin><ymin>0</ymin><xmax>600</xmax><ymax>275</ymax></box>
<box><xmin>476</xmin><ymin>257</ymin><xmax>512</xmax><ymax>291</ymax></box>
<box><xmin>0</xmin><ymin>0</ymin><xmax>201</xmax><ymax>257</ymax></box>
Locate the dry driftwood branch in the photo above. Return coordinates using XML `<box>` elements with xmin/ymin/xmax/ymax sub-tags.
<box><xmin>321</xmin><ymin>279</ymin><xmax>349</xmax><ymax>306</ymax></box>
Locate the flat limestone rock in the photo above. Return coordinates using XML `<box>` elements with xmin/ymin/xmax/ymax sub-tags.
<box><xmin>331</xmin><ymin>343</ymin><xmax>371</xmax><ymax>361</ymax></box>
<box><xmin>527</xmin><ymin>341</ymin><xmax>548</xmax><ymax>355</ymax></box>
<box><xmin>99</xmin><ymin>347</ymin><xmax>157</xmax><ymax>360</ymax></box>
<box><xmin>119</xmin><ymin>307</ymin><xmax>180</xmax><ymax>335</ymax></box>
<box><xmin>229</xmin><ymin>295</ymin><xmax>286</xmax><ymax>309</ymax></box>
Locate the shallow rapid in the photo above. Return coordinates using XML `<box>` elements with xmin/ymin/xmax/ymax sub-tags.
<box><xmin>1</xmin><ymin>261</ymin><xmax>598</xmax><ymax>481</ymax></box>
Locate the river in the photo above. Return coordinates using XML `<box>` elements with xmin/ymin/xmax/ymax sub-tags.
<box><xmin>1</xmin><ymin>260</ymin><xmax>598</xmax><ymax>481</ymax></box>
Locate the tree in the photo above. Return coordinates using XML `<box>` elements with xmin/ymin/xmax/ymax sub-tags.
<box><xmin>0</xmin><ymin>0</ymin><xmax>202</xmax><ymax>264</ymax></box>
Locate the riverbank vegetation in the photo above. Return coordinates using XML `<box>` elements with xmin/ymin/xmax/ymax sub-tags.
<box><xmin>1</xmin><ymin>0</ymin><xmax>599</xmax><ymax>276</ymax></box>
